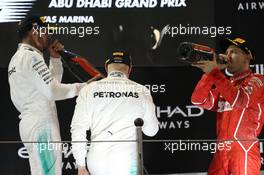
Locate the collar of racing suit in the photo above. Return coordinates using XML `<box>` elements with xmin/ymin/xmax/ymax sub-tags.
<box><xmin>230</xmin><ymin>69</ymin><xmax>252</xmax><ymax>83</ymax></box>
<box><xmin>18</xmin><ymin>43</ymin><xmax>43</xmax><ymax>56</ymax></box>
<box><xmin>107</xmin><ymin>71</ymin><xmax>127</xmax><ymax>79</ymax></box>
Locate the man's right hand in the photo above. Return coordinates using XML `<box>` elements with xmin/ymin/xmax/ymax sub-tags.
<box><xmin>77</xmin><ymin>166</ymin><xmax>90</xmax><ymax>175</ymax></box>
<box><xmin>48</xmin><ymin>39</ymin><xmax>64</xmax><ymax>58</ymax></box>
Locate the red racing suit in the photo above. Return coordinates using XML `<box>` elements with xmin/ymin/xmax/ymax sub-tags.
<box><xmin>191</xmin><ymin>68</ymin><xmax>264</xmax><ymax>175</ymax></box>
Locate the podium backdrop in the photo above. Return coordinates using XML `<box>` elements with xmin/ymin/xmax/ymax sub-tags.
<box><xmin>0</xmin><ymin>0</ymin><xmax>264</xmax><ymax>174</ymax></box>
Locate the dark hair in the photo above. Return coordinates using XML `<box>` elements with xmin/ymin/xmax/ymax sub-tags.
<box><xmin>17</xmin><ymin>25</ymin><xmax>32</xmax><ymax>39</ymax></box>
<box><xmin>17</xmin><ymin>15</ymin><xmax>47</xmax><ymax>39</ymax></box>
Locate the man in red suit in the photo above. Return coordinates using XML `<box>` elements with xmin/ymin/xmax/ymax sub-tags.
<box><xmin>191</xmin><ymin>37</ymin><xmax>264</xmax><ymax>175</ymax></box>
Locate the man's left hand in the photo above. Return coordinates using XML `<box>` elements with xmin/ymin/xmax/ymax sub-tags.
<box><xmin>192</xmin><ymin>54</ymin><xmax>227</xmax><ymax>73</ymax></box>
<box><xmin>86</xmin><ymin>74</ymin><xmax>105</xmax><ymax>84</ymax></box>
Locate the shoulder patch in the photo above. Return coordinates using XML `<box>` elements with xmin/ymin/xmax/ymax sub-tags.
<box><xmin>32</xmin><ymin>56</ymin><xmax>38</xmax><ymax>63</ymax></box>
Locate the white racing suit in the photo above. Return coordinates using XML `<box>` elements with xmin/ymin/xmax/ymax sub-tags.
<box><xmin>8</xmin><ymin>43</ymin><xmax>85</xmax><ymax>175</ymax></box>
<box><xmin>71</xmin><ymin>71</ymin><xmax>159</xmax><ymax>175</ymax></box>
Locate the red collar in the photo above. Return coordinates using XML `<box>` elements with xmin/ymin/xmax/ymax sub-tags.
<box><xmin>230</xmin><ymin>69</ymin><xmax>252</xmax><ymax>83</ymax></box>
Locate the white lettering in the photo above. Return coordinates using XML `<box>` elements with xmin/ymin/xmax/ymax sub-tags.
<box><xmin>246</xmin><ymin>2</ymin><xmax>249</xmax><ymax>9</ymax></box>
<box><xmin>49</xmin><ymin>0</ymin><xmax>58</xmax><ymax>7</ymax></box>
<box><xmin>169</xmin><ymin>121</ymin><xmax>176</xmax><ymax>128</ymax></box>
<box><xmin>49</xmin><ymin>0</ymin><xmax>74</xmax><ymax>8</ymax></box>
<box><xmin>169</xmin><ymin>107</ymin><xmax>187</xmax><ymax>117</ymax></box>
<box><xmin>58</xmin><ymin>16</ymin><xmax>94</xmax><ymax>23</ymax></box>
<box><xmin>65</xmin><ymin>162</ymin><xmax>73</xmax><ymax>169</ymax></box>
<box><xmin>158</xmin><ymin>121</ymin><xmax>190</xmax><ymax>129</ymax></box>
<box><xmin>45</xmin><ymin>16</ymin><xmax>57</xmax><ymax>23</ymax></box>
<box><xmin>76</xmin><ymin>0</ymin><xmax>112</xmax><ymax>8</ymax></box>
<box><xmin>259</xmin><ymin>2</ymin><xmax>264</xmax><ymax>9</ymax></box>
<box><xmin>115</xmin><ymin>0</ymin><xmax>157</xmax><ymax>8</ymax></box>
<box><xmin>18</xmin><ymin>147</ymin><xmax>29</xmax><ymax>159</ymax></box>
<box><xmin>186</xmin><ymin>105</ymin><xmax>204</xmax><ymax>117</ymax></box>
<box><xmin>252</xmin><ymin>2</ymin><xmax>257</xmax><ymax>9</ymax></box>
<box><xmin>238</xmin><ymin>3</ymin><xmax>244</xmax><ymax>10</ymax></box>
<box><xmin>158</xmin><ymin>121</ymin><xmax>168</xmax><ymax>129</ymax></box>
<box><xmin>160</xmin><ymin>0</ymin><xmax>186</xmax><ymax>7</ymax></box>
<box><xmin>238</xmin><ymin>1</ymin><xmax>264</xmax><ymax>11</ymax></box>
<box><xmin>76</xmin><ymin>0</ymin><xmax>85</xmax><ymax>7</ymax></box>
<box><xmin>156</xmin><ymin>106</ymin><xmax>171</xmax><ymax>118</ymax></box>
<box><xmin>175</xmin><ymin>121</ymin><xmax>182</xmax><ymax>128</ymax></box>
<box><xmin>156</xmin><ymin>106</ymin><xmax>204</xmax><ymax>118</ymax></box>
